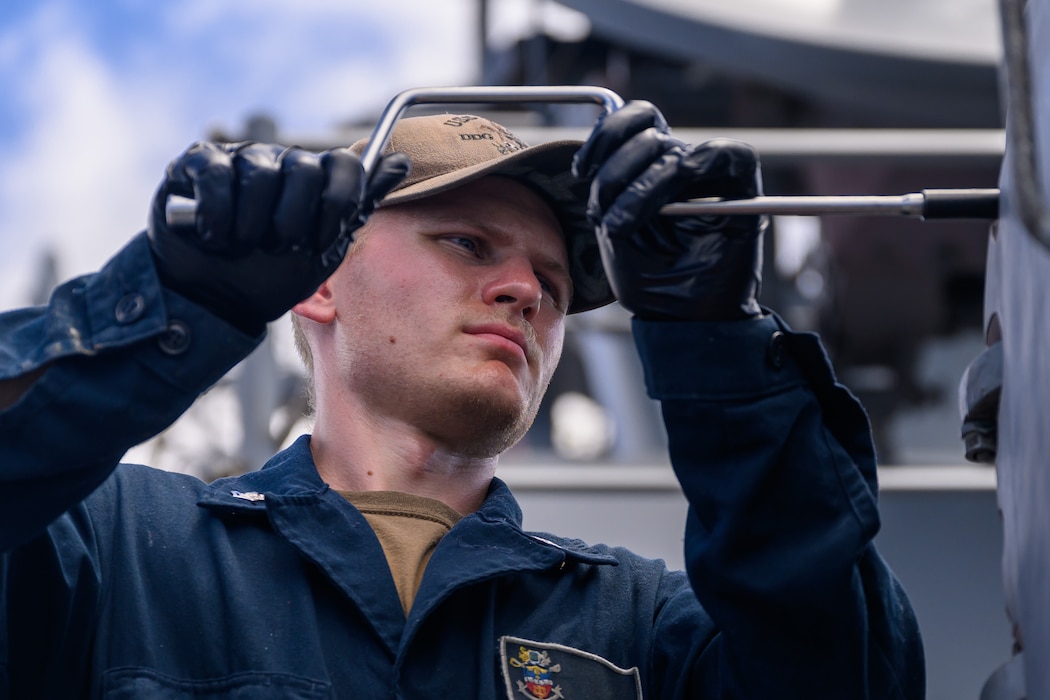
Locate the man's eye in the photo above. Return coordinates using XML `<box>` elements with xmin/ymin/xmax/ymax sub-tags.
<box><xmin>538</xmin><ymin>275</ymin><xmax>567</xmax><ymax>309</ymax></box>
<box><xmin>448</xmin><ymin>236</ymin><xmax>479</xmax><ymax>254</ymax></box>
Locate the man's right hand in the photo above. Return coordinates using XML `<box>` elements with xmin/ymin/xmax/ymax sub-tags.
<box><xmin>147</xmin><ymin>142</ymin><xmax>409</xmax><ymax>335</ymax></box>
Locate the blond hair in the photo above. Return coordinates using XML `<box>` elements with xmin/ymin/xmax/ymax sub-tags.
<box><xmin>290</xmin><ymin>313</ymin><xmax>315</xmax><ymax>415</ymax></box>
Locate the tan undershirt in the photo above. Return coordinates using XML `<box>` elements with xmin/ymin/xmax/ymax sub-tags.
<box><xmin>339</xmin><ymin>490</ymin><xmax>462</xmax><ymax>616</ymax></box>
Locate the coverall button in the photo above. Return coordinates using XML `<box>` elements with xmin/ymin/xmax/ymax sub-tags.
<box><xmin>114</xmin><ymin>293</ymin><xmax>146</xmax><ymax>324</ymax></box>
<box><xmin>157</xmin><ymin>320</ymin><xmax>191</xmax><ymax>355</ymax></box>
<box><xmin>767</xmin><ymin>331</ymin><xmax>785</xmax><ymax>369</ymax></box>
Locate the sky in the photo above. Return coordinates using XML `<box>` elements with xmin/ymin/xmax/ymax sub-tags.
<box><xmin>0</xmin><ymin>0</ymin><xmax>589</xmax><ymax>309</ymax></box>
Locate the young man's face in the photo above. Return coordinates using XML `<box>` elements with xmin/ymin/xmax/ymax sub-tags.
<box><xmin>317</xmin><ymin>175</ymin><xmax>571</xmax><ymax>456</ymax></box>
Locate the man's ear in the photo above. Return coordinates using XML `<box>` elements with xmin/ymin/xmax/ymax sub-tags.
<box><xmin>292</xmin><ymin>280</ymin><xmax>336</xmax><ymax>324</ymax></box>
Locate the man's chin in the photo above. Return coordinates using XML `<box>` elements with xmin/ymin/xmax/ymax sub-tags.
<box><xmin>441</xmin><ymin>388</ymin><xmax>538</xmax><ymax>458</ymax></box>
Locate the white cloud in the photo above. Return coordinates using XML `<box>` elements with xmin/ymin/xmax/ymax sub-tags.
<box><xmin>0</xmin><ymin>6</ymin><xmax>187</xmax><ymax>303</ymax></box>
<box><xmin>153</xmin><ymin>0</ymin><xmax>480</xmax><ymax>128</ymax></box>
<box><xmin>224</xmin><ymin>2</ymin><xmax>480</xmax><ymax>131</ymax></box>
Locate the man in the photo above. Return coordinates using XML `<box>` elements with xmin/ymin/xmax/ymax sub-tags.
<box><xmin>0</xmin><ymin>101</ymin><xmax>923</xmax><ymax>698</ymax></box>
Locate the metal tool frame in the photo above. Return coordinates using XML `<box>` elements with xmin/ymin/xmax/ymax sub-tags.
<box><xmin>166</xmin><ymin>85</ymin><xmax>1000</xmax><ymax>226</ymax></box>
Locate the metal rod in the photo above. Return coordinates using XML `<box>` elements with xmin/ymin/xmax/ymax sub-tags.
<box><xmin>661</xmin><ymin>194</ymin><xmax>926</xmax><ymax>218</ymax></box>
<box><xmin>660</xmin><ymin>188</ymin><xmax>1000</xmax><ymax>220</ymax></box>
<box><xmin>167</xmin><ymin>188</ymin><xmax>1000</xmax><ymax>227</ymax></box>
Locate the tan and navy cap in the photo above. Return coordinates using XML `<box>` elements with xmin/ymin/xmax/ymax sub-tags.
<box><xmin>349</xmin><ymin>113</ymin><xmax>613</xmax><ymax>314</ymax></box>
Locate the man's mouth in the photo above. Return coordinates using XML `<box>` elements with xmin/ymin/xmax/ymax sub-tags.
<box><xmin>464</xmin><ymin>324</ymin><xmax>531</xmax><ymax>362</ymax></box>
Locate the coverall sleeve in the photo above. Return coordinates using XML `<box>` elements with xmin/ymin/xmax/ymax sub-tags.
<box><xmin>633</xmin><ymin>314</ymin><xmax>924</xmax><ymax>699</ymax></box>
<box><xmin>0</xmin><ymin>232</ymin><xmax>261</xmax><ymax>552</ymax></box>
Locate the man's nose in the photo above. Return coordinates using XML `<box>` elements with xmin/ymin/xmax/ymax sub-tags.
<box><xmin>483</xmin><ymin>258</ymin><xmax>543</xmax><ymax>319</ymax></box>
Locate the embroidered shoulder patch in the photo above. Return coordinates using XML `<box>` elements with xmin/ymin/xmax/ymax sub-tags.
<box><xmin>499</xmin><ymin>636</ymin><xmax>642</xmax><ymax>700</ymax></box>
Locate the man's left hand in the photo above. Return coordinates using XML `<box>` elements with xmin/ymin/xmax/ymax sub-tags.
<box><xmin>573</xmin><ymin>101</ymin><xmax>766</xmax><ymax>321</ymax></box>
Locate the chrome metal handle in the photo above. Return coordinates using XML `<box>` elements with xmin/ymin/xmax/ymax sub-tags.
<box><xmin>358</xmin><ymin>85</ymin><xmax>625</xmax><ymax>175</ymax></box>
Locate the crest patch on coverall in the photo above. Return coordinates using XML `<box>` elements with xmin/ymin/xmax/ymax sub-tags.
<box><xmin>498</xmin><ymin>636</ymin><xmax>642</xmax><ymax>700</ymax></box>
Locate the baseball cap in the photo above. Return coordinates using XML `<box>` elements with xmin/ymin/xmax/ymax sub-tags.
<box><xmin>349</xmin><ymin>113</ymin><xmax>614</xmax><ymax>314</ymax></box>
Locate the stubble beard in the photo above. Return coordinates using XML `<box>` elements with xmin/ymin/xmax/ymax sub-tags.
<box><xmin>440</xmin><ymin>380</ymin><xmax>545</xmax><ymax>458</ymax></box>
<box><xmin>346</xmin><ymin>339</ymin><xmax>550</xmax><ymax>459</ymax></box>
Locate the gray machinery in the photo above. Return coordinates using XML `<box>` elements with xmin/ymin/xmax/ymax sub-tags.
<box><xmin>963</xmin><ymin>0</ymin><xmax>1050</xmax><ymax>696</ymax></box>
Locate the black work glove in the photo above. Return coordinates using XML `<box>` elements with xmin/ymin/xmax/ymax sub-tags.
<box><xmin>148</xmin><ymin>141</ymin><xmax>409</xmax><ymax>335</ymax></box>
<box><xmin>572</xmin><ymin>101</ymin><xmax>766</xmax><ymax>321</ymax></box>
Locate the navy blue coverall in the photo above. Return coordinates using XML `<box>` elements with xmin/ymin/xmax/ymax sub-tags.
<box><xmin>0</xmin><ymin>234</ymin><xmax>924</xmax><ymax>698</ymax></box>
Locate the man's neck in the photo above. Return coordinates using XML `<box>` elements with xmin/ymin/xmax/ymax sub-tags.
<box><xmin>308</xmin><ymin>406</ymin><xmax>498</xmax><ymax>516</ymax></box>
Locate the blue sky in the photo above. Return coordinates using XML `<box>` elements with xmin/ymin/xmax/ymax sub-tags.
<box><xmin>0</xmin><ymin>0</ymin><xmax>588</xmax><ymax>308</ymax></box>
